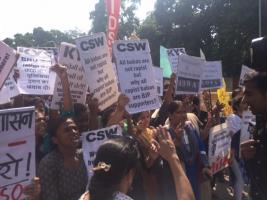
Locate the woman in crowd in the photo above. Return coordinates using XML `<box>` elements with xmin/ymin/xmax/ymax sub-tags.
<box><xmin>165</xmin><ymin>101</ymin><xmax>211</xmax><ymax>200</ymax></box>
<box><xmin>80</xmin><ymin>127</ymin><xmax>195</xmax><ymax>200</ymax></box>
<box><xmin>38</xmin><ymin>116</ymin><xmax>88</xmax><ymax>200</ymax></box>
<box><xmin>227</xmin><ymin>91</ymin><xmax>249</xmax><ymax>200</ymax></box>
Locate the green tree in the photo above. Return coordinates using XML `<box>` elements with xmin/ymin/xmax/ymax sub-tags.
<box><xmin>3</xmin><ymin>27</ymin><xmax>86</xmax><ymax>48</ymax></box>
<box><xmin>89</xmin><ymin>0</ymin><xmax>140</xmax><ymax>38</ymax></box>
<box><xmin>144</xmin><ymin>0</ymin><xmax>267</xmax><ymax>76</ymax></box>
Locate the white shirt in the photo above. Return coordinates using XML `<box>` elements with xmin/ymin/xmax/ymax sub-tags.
<box><xmin>113</xmin><ymin>191</ymin><xmax>134</xmax><ymax>200</ymax></box>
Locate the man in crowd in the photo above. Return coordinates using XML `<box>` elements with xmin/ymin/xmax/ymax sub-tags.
<box><xmin>241</xmin><ymin>37</ymin><xmax>267</xmax><ymax>200</ymax></box>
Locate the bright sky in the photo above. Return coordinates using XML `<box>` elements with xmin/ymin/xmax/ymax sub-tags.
<box><xmin>0</xmin><ymin>0</ymin><xmax>156</xmax><ymax>40</ymax></box>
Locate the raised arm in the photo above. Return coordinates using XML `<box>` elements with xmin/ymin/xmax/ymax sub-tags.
<box><xmin>51</xmin><ymin>64</ymin><xmax>72</xmax><ymax>112</ymax></box>
<box><xmin>107</xmin><ymin>94</ymin><xmax>129</xmax><ymax>126</ymax></box>
<box><xmin>157</xmin><ymin>126</ymin><xmax>195</xmax><ymax>200</ymax></box>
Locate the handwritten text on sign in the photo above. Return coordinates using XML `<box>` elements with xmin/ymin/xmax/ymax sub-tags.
<box><xmin>76</xmin><ymin>33</ymin><xmax>119</xmax><ymax>111</ymax></box>
<box><xmin>0</xmin><ymin>41</ymin><xmax>17</xmax><ymax>90</ymax></box>
<box><xmin>113</xmin><ymin>40</ymin><xmax>160</xmax><ymax>114</ymax></box>
<box><xmin>50</xmin><ymin>43</ymin><xmax>87</xmax><ymax>110</ymax></box>
<box><xmin>16</xmin><ymin>47</ymin><xmax>56</xmax><ymax>95</ymax></box>
<box><xmin>82</xmin><ymin>125</ymin><xmax>122</xmax><ymax>176</ymax></box>
<box><xmin>208</xmin><ymin>123</ymin><xmax>231</xmax><ymax>174</ymax></box>
<box><xmin>0</xmin><ymin>107</ymin><xmax>35</xmax><ymax>200</ymax></box>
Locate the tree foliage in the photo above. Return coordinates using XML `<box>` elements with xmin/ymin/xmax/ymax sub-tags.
<box><xmin>139</xmin><ymin>0</ymin><xmax>267</xmax><ymax>76</ymax></box>
<box><xmin>89</xmin><ymin>0</ymin><xmax>140</xmax><ymax>38</ymax></box>
<box><xmin>3</xmin><ymin>27</ymin><xmax>86</xmax><ymax>48</ymax></box>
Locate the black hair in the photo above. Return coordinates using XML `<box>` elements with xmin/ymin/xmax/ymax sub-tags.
<box><xmin>232</xmin><ymin>96</ymin><xmax>243</xmax><ymax>112</ymax></box>
<box><xmin>251</xmin><ymin>37</ymin><xmax>267</xmax><ymax>72</ymax></box>
<box><xmin>192</xmin><ymin>96</ymin><xmax>200</xmax><ymax>106</ymax></box>
<box><xmin>89</xmin><ymin>137</ymin><xmax>140</xmax><ymax>200</ymax></box>
<box><xmin>244</xmin><ymin>72</ymin><xmax>267</xmax><ymax>94</ymax></box>
<box><xmin>131</xmin><ymin>112</ymin><xmax>142</xmax><ymax>124</ymax></box>
<box><xmin>48</xmin><ymin>116</ymin><xmax>73</xmax><ymax>138</ymax></box>
<box><xmin>167</xmin><ymin>101</ymin><xmax>183</xmax><ymax>115</ymax></box>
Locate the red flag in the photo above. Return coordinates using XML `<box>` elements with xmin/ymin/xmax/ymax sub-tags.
<box><xmin>105</xmin><ymin>0</ymin><xmax>121</xmax><ymax>55</ymax></box>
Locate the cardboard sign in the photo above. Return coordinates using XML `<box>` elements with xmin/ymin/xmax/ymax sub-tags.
<box><xmin>176</xmin><ymin>54</ymin><xmax>204</xmax><ymax>94</ymax></box>
<box><xmin>0</xmin><ymin>68</ymin><xmax>20</xmax><ymax>104</ymax></box>
<box><xmin>153</xmin><ymin>67</ymin><xmax>163</xmax><ymax>96</ymax></box>
<box><xmin>160</xmin><ymin>46</ymin><xmax>172</xmax><ymax>78</ymax></box>
<box><xmin>239</xmin><ymin>65</ymin><xmax>255</xmax><ymax>87</ymax></box>
<box><xmin>50</xmin><ymin>43</ymin><xmax>87</xmax><ymax>110</ymax></box>
<box><xmin>37</xmin><ymin>47</ymin><xmax>59</xmax><ymax>63</ymax></box>
<box><xmin>167</xmin><ymin>47</ymin><xmax>186</xmax><ymax>74</ymax></box>
<box><xmin>16</xmin><ymin>47</ymin><xmax>57</xmax><ymax>95</ymax></box>
<box><xmin>82</xmin><ymin>125</ymin><xmax>122</xmax><ymax>176</ymax></box>
<box><xmin>76</xmin><ymin>33</ymin><xmax>119</xmax><ymax>111</ymax></box>
<box><xmin>208</xmin><ymin>123</ymin><xmax>231</xmax><ymax>174</ymax></box>
<box><xmin>113</xmin><ymin>39</ymin><xmax>161</xmax><ymax>114</ymax></box>
<box><xmin>0</xmin><ymin>41</ymin><xmax>17</xmax><ymax>90</ymax></box>
<box><xmin>0</xmin><ymin>85</ymin><xmax>10</xmax><ymax>104</ymax></box>
<box><xmin>240</xmin><ymin>110</ymin><xmax>255</xmax><ymax>143</ymax></box>
<box><xmin>201</xmin><ymin>61</ymin><xmax>223</xmax><ymax>90</ymax></box>
<box><xmin>0</xmin><ymin>107</ymin><xmax>35</xmax><ymax>200</ymax></box>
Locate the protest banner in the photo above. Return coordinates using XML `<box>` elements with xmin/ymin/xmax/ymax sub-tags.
<box><xmin>106</xmin><ymin>0</ymin><xmax>121</xmax><ymax>55</ymax></box>
<box><xmin>0</xmin><ymin>106</ymin><xmax>35</xmax><ymax>200</ymax></box>
<box><xmin>82</xmin><ymin>125</ymin><xmax>122</xmax><ymax>176</ymax></box>
<box><xmin>160</xmin><ymin>46</ymin><xmax>172</xmax><ymax>78</ymax></box>
<box><xmin>16</xmin><ymin>47</ymin><xmax>56</xmax><ymax>95</ymax></box>
<box><xmin>167</xmin><ymin>47</ymin><xmax>186</xmax><ymax>74</ymax></box>
<box><xmin>37</xmin><ymin>47</ymin><xmax>59</xmax><ymax>63</ymax></box>
<box><xmin>208</xmin><ymin>123</ymin><xmax>231</xmax><ymax>174</ymax></box>
<box><xmin>239</xmin><ymin>65</ymin><xmax>255</xmax><ymax>87</ymax></box>
<box><xmin>201</xmin><ymin>61</ymin><xmax>223</xmax><ymax>90</ymax></box>
<box><xmin>50</xmin><ymin>43</ymin><xmax>87</xmax><ymax>110</ymax></box>
<box><xmin>113</xmin><ymin>39</ymin><xmax>161</xmax><ymax>114</ymax></box>
<box><xmin>0</xmin><ymin>68</ymin><xmax>20</xmax><ymax>104</ymax></box>
<box><xmin>0</xmin><ymin>85</ymin><xmax>10</xmax><ymax>104</ymax></box>
<box><xmin>76</xmin><ymin>33</ymin><xmax>119</xmax><ymax>111</ymax></box>
<box><xmin>239</xmin><ymin>110</ymin><xmax>256</xmax><ymax>157</ymax></box>
<box><xmin>153</xmin><ymin>67</ymin><xmax>163</xmax><ymax>96</ymax></box>
<box><xmin>240</xmin><ymin>110</ymin><xmax>255</xmax><ymax>143</ymax></box>
<box><xmin>176</xmin><ymin>54</ymin><xmax>204</xmax><ymax>94</ymax></box>
<box><xmin>0</xmin><ymin>41</ymin><xmax>17</xmax><ymax>90</ymax></box>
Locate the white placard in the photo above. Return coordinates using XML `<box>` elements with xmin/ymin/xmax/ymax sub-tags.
<box><xmin>82</xmin><ymin>125</ymin><xmax>122</xmax><ymax>176</ymax></box>
<box><xmin>76</xmin><ymin>33</ymin><xmax>119</xmax><ymax>111</ymax></box>
<box><xmin>208</xmin><ymin>123</ymin><xmax>231</xmax><ymax>174</ymax></box>
<box><xmin>176</xmin><ymin>54</ymin><xmax>204</xmax><ymax>94</ymax></box>
<box><xmin>239</xmin><ymin>65</ymin><xmax>255</xmax><ymax>87</ymax></box>
<box><xmin>0</xmin><ymin>107</ymin><xmax>35</xmax><ymax>200</ymax></box>
<box><xmin>50</xmin><ymin>43</ymin><xmax>88</xmax><ymax>110</ymax></box>
<box><xmin>201</xmin><ymin>61</ymin><xmax>223</xmax><ymax>90</ymax></box>
<box><xmin>0</xmin><ymin>69</ymin><xmax>20</xmax><ymax>104</ymax></box>
<box><xmin>16</xmin><ymin>47</ymin><xmax>56</xmax><ymax>95</ymax></box>
<box><xmin>0</xmin><ymin>41</ymin><xmax>17</xmax><ymax>90</ymax></box>
<box><xmin>0</xmin><ymin>85</ymin><xmax>10</xmax><ymax>104</ymax></box>
<box><xmin>167</xmin><ymin>48</ymin><xmax>186</xmax><ymax>73</ymax></box>
<box><xmin>240</xmin><ymin>110</ymin><xmax>255</xmax><ymax>143</ymax></box>
<box><xmin>153</xmin><ymin>67</ymin><xmax>163</xmax><ymax>96</ymax></box>
<box><xmin>113</xmin><ymin>39</ymin><xmax>161</xmax><ymax>114</ymax></box>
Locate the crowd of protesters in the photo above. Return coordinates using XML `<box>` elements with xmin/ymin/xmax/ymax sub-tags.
<box><xmin>1</xmin><ymin>37</ymin><xmax>267</xmax><ymax>200</ymax></box>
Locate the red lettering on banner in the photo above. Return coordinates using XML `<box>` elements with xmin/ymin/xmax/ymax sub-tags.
<box><xmin>211</xmin><ymin>155</ymin><xmax>230</xmax><ymax>174</ymax></box>
<box><xmin>105</xmin><ymin>0</ymin><xmax>121</xmax><ymax>54</ymax></box>
<box><xmin>0</xmin><ymin>184</ymin><xmax>23</xmax><ymax>200</ymax></box>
